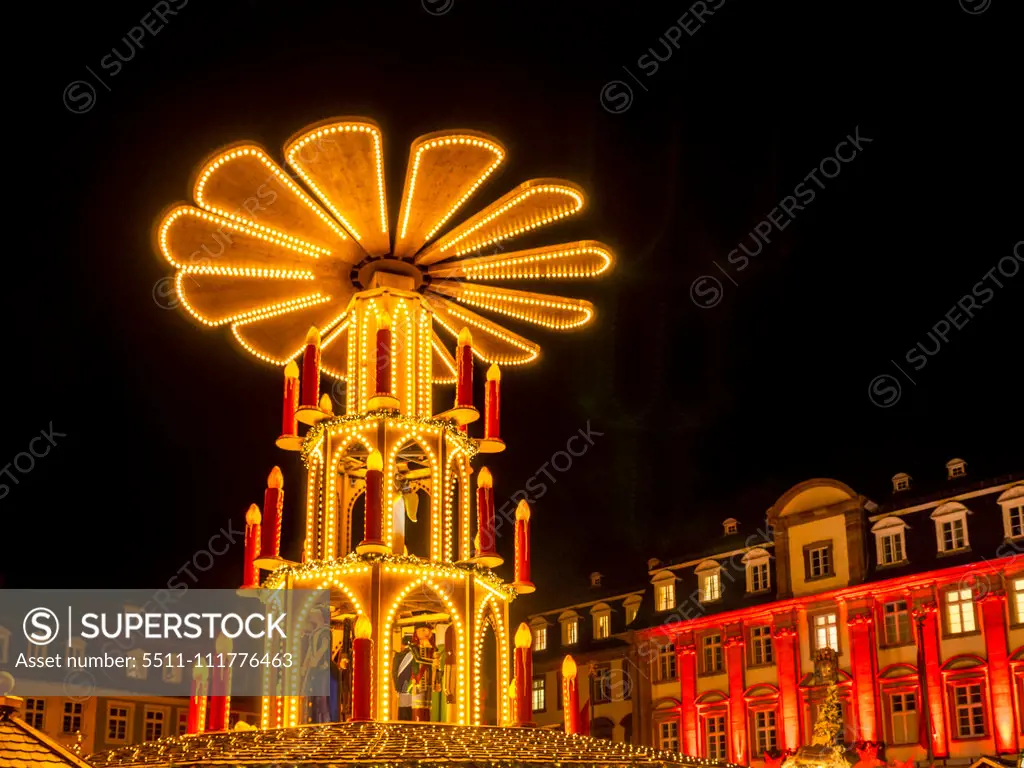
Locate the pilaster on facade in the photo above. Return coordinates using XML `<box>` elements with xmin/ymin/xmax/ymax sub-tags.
<box><xmin>771</xmin><ymin>622</ymin><xmax>801</xmax><ymax>751</ymax></box>
<box><xmin>978</xmin><ymin>590</ymin><xmax>1017</xmax><ymax>754</ymax></box>
<box><xmin>676</xmin><ymin>641</ymin><xmax>698</xmax><ymax>756</ymax></box>
<box><xmin>724</xmin><ymin>632</ymin><xmax>747</xmax><ymax>764</ymax></box>
<box><xmin>847</xmin><ymin>611</ymin><xmax>878</xmax><ymax>742</ymax></box>
<box><xmin>913</xmin><ymin>601</ymin><xmax>948</xmax><ymax>759</ymax></box>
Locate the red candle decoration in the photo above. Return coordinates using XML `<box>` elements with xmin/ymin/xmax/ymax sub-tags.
<box><xmin>485</xmin><ymin>363</ymin><xmax>501</xmax><ymax>439</ymax></box>
<box><xmin>281</xmin><ymin>361</ymin><xmax>299</xmax><ymax>435</ymax></box>
<box><xmin>351</xmin><ymin>615</ymin><xmax>373</xmax><ymax>721</ymax></box>
<box><xmin>456</xmin><ymin>326</ymin><xmax>474</xmax><ymax>408</ymax></box>
<box><xmin>357</xmin><ymin>450</ymin><xmax>387</xmax><ymax>553</ymax></box>
<box><xmin>375</xmin><ymin>312</ymin><xmax>393</xmax><ymax>396</ymax></box>
<box><xmin>562</xmin><ymin>655</ymin><xmax>580</xmax><ymax>735</ymax></box>
<box><xmin>300</xmin><ymin>325</ymin><xmax>321</xmax><ymax>408</ymax></box>
<box><xmin>514</xmin><ymin>623</ymin><xmax>533</xmax><ymax>726</ymax></box>
<box><xmin>513</xmin><ymin>499</ymin><xmax>535</xmax><ymax>593</ymax></box>
<box><xmin>187</xmin><ymin>664</ymin><xmax>208</xmax><ymax>734</ymax></box>
<box><xmin>507</xmin><ymin>680</ymin><xmax>518</xmax><ymax>725</ymax></box>
<box><xmin>207</xmin><ymin>635</ymin><xmax>233</xmax><ymax>731</ymax></box>
<box><xmin>258</xmin><ymin>467</ymin><xmax>284</xmax><ymax>564</ymax></box>
<box><xmin>241</xmin><ymin>504</ymin><xmax>261</xmax><ymax>589</ymax></box>
<box><xmin>475</xmin><ymin>467</ymin><xmax>501</xmax><ymax>566</ymax></box>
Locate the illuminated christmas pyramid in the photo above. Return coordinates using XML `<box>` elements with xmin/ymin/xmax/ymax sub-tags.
<box><xmin>89</xmin><ymin>117</ymin><xmax>728</xmax><ymax>768</ymax></box>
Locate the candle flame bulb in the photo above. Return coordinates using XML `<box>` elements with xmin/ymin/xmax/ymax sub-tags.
<box><xmin>193</xmin><ymin>664</ymin><xmax>208</xmax><ymax>680</ymax></box>
<box><xmin>508</xmin><ymin>681</ymin><xmax>517</xmax><ymax>698</ymax></box>
<box><xmin>354</xmin><ymin>615</ymin><xmax>373</xmax><ymax>639</ymax></box>
<box><xmin>319</xmin><ymin>394</ymin><xmax>333</xmax><ymax>413</ymax></box>
<box><xmin>458</xmin><ymin>326</ymin><xmax>473</xmax><ymax>346</ymax></box>
<box><xmin>378</xmin><ymin>311</ymin><xmax>392</xmax><ymax>330</ymax></box>
<box><xmin>515</xmin><ymin>622</ymin><xmax>532</xmax><ymax>649</ymax></box>
<box><xmin>487</xmin><ymin>363</ymin><xmax>501</xmax><ymax>381</ymax></box>
<box><xmin>245</xmin><ymin>504</ymin><xmax>261</xmax><ymax>525</ymax></box>
<box><xmin>516</xmin><ymin>499</ymin><xmax>531</xmax><ymax>520</ymax></box>
<box><xmin>284</xmin><ymin>360</ymin><xmax>299</xmax><ymax>379</ymax></box>
<box><xmin>562</xmin><ymin>655</ymin><xmax>577</xmax><ymax>680</ymax></box>
<box><xmin>478</xmin><ymin>466</ymin><xmax>493</xmax><ymax>487</ymax></box>
<box><xmin>305</xmin><ymin>326</ymin><xmax>321</xmax><ymax>346</ymax></box>
<box><xmin>215</xmin><ymin>634</ymin><xmax>233</xmax><ymax>654</ymax></box>
<box><xmin>367</xmin><ymin>450</ymin><xmax>383</xmax><ymax>472</ymax></box>
<box><xmin>267</xmin><ymin>466</ymin><xmax>284</xmax><ymax>489</ymax></box>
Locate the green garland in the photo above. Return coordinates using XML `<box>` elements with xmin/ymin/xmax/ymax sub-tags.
<box><xmin>300</xmin><ymin>409</ymin><xmax>480</xmax><ymax>467</ymax></box>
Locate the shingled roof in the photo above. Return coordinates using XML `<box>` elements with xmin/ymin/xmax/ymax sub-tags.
<box><xmin>0</xmin><ymin>697</ymin><xmax>95</xmax><ymax>768</ymax></box>
<box><xmin>89</xmin><ymin>721</ymin><xmax>736</xmax><ymax>768</ymax></box>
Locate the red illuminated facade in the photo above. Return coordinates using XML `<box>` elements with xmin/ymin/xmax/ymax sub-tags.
<box><xmin>523</xmin><ymin>459</ymin><xmax>1024</xmax><ymax>766</ymax></box>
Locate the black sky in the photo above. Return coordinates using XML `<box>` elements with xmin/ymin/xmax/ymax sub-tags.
<box><xmin>4</xmin><ymin>0</ymin><xmax>1021</xmax><ymax>602</ymax></box>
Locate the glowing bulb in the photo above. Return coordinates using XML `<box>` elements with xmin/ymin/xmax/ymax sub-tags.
<box><xmin>306</xmin><ymin>326</ymin><xmax>321</xmax><ymax>346</ymax></box>
<box><xmin>245</xmin><ymin>504</ymin><xmax>261</xmax><ymax>525</ymax></box>
<box><xmin>487</xmin><ymin>363</ymin><xmax>501</xmax><ymax>381</ymax></box>
<box><xmin>284</xmin><ymin>360</ymin><xmax>299</xmax><ymax>379</ymax></box>
<box><xmin>367</xmin><ymin>450</ymin><xmax>383</xmax><ymax>472</ymax></box>
<box><xmin>354</xmin><ymin>615</ymin><xmax>372</xmax><ymax>640</ymax></box>
<box><xmin>562</xmin><ymin>655</ymin><xmax>577</xmax><ymax>680</ymax></box>
<box><xmin>267</xmin><ymin>466</ymin><xmax>284</xmax><ymax>489</ymax></box>
<box><xmin>478</xmin><ymin>467</ymin><xmax>493</xmax><ymax>487</ymax></box>
<box><xmin>215</xmin><ymin>634</ymin><xmax>233</xmax><ymax>654</ymax></box>
<box><xmin>378</xmin><ymin>311</ymin><xmax>392</xmax><ymax>330</ymax></box>
<box><xmin>193</xmin><ymin>663</ymin><xmax>208</xmax><ymax>680</ymax></box>
<box><xmin>516</xmin><ymin>499</ymin><xmax>531</xmax><ymax>520</ymax></box>
<box><xmin>458</xmin><ymin>326</ymin><xmax>473</xmax><ymax>346</ymax></box>
<box><xmin>515</xmin><ymin>622</ymin><xmax>531</xmax><ymax>649</ymax></box>
<box><xmin>319</xmin><ymin>394</ymin><xmax>333</xmax><ymax>413</ymax></box>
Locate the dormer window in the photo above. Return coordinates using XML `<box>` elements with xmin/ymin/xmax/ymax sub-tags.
<box><xmin>742</xmin><ymin>548</ymin><xmax>772</xmax><ymax>593</ymax></box>
<box><xmin>558</xmin><ymin>610</ymin><xmax>580</xmax><ymax>645</ymax></box>
<box><xmin>652</xmin><ymin>570</ymin><xmax>677</xmax><ymax>612</ymax></box>
<box><xmin>695</xmin><ymin>560</ymin><xmax>723</xmax><ymax>603</ymax></box>
<box><xmin>997</xmin><ymin>485</ymin><xmax>1024</xmax><ymax>540</ymax></box>
<box><xmin>871</xmin><ymin>517</ymin><xmax>909</xmax><ymax>566</ymax></box>
<box><xmin>723</xmin><ymin>518</ymin><xmax>738</xmax><ymax>535</ymax></box>
<box><xmin>932</xmin><ymin>502</ymin><xmax>971</xmax><ymax>553</ymax></box>
<box><xmin>892</xmin><ymin>473</ymin><xmax>911</xmax><ymax>492</ymax></box>
<box><xmin>946</xmin><ymin>458</ymin><xmax>967</xmax><ymax>479</ymax></box>
<box><xmin>623</xmin><ymin>595</ymin><xmax>642</xmax><ymax>626</ymax></box>
<box><xmin>529</xmin><ymin>620</ymin><xmax>548</xmax><ymax>652</ymax></box>
<box><xmin>589</xmin><ymin>572</ymin><xmax>603</xmax><ymax>588</ymax></box>
<box><xmin>591</xmin><ymin>603</ymin><xmax>611</xmax><ymax>640</ymax></box>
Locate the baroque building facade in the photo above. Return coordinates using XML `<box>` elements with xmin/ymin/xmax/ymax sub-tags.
<box><xmin>524</xmin><ymin>459</ymin><xmax>1024</xmax><ymax>765</ymax></box>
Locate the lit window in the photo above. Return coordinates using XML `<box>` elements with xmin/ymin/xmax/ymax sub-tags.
<box><xmin>948</xmin><ymin>459</ymin><xmax>966</xmax><ymax>478</ymax></box>
<box><xmin>813</xmin><ymin>613</ymin><xmax>839</xmax><ymax>652</ymax></box>
<box><xmin>658</xmin><ymin>644</ymin><xmax>677</xmax><ymax>681</ymax></box>
<box><xmin>998</xmin><ymin>488</ymin><xmax>1024</xmax><ymax>540</ymax></box>
<box><xmin>565</xmin><ymin>620</ymin><xmax>578</xmax><ymax>646</ymax></box>
<box><xmin>1015</xmin><ymin>579</ymin><xmax>1024</xmax><ymax>623</ymax></box>
<box><xmin>700</xmin><ymin>571</ymin><xmax>722</xmax><ymax>603</ymax></box>
<box><xmin>754</xmin><ymin>710</ymin><xmax>777</xmax><ymax>755</ymax></box>
<box><xmin>624</xmin><ymin>597</ymin><xmax>641</xmax><ymax>626</ymax></box>
<box><xmin>656</xmin><ymin>582</ymin><xmax>676</xmax><ymax>612</ymax></box>
<box><xmin>107</xmin><ymin>705</ymin><xmax>129</xmax><ymax>742</ymax></box>
<box><xmin>702</xmin><ymin>634</ymin><xmax>723</xmax><ymax>674</ymax></box>
<box><xmin>25</xmin><ymin>698</ymin><xmax>45</xmax><ymax>730</ymax></box>
<box><xmin>890</xmin><ymin>692</ymin><xmax>918</xmax><ymax>744</ymax></box>
<box><xmin>659</xmin><ymin>720</ymin><xmax>680</xmax><ymax>751</ymax></box>
<box><xmin>62</xmin><ymin>701</ymin><xmax>83</xmax><ymax>734</ymax></box>
<box><xmin>144</xmin><ymin>708</ymin><xmax>164</xmax><ymax>741</ymax></box>
<box><xmin>881</xmin><ymin>532</ymin><xmax>905</xmax><ymax>564</ymax></box>
<box><xmin>750</xmin><ymin>626</ymin><xmax>773</xmax><ymax>666</ymax></box>
<box><xmin>705</xmin><ymin>715</ymin><xmax>727</xmax><ymax>759</ymax></box>
<box><xmin>533</xmin><ymin>626</ymin><xmax>547</xmax><ymax>651</ymax></box>
<box><xmin>531</xmin><ymin>676</ymin><xmax>546</xmax><ymax>712</ymax></box>
<box><xmin>946</xmin><ymin>588</ymin><xmax>976</xmax><ymax>634</ymax></box>
<box><xmin>953</xmin><ymin>684</ymin><xmax>985</xmax><ymax>738</ymax></box>
<box><xmin>807</xmin><ymin>545</ymin><xmax>832</xmax><ymax>579</ymax></box>
<box><xmin>594</xmin><ymin>610</ymin><xmax>611</xmax><ymax>640</ymax></box>
<box><xmin>883</xmin><ymin>600</ymin><xmax>912</xmax><ymax>645</ymax></box>
<box><xmin>177</xmin><ymin>711</ymin><xmax>189</xmax><ymax>736</ymax></box>
<box><xmin>723</xmin><ymin>519</ymin><xmax>738</xmax><ymax>535</ymax></box>
<box><xmin>749</xmin><ymin>561</ymin><xmax>770</xmax><ymax>593</ymax></box>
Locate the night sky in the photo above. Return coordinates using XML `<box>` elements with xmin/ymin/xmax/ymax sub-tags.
<box><xmin>4</xmin><ymin>1</ymin><xmax>1021</xmax><ymax>604</ymax></box>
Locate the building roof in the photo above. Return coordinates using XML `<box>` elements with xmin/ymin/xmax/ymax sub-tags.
<box><xmin>0</xmin><ymin>697</ymin><xmax>95</xmax><ymax>768</ymax></box>
<box><xmin>88</xmin><ymin>721</ymin><xmax>736</xmax><ymax>768</ymax></box>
